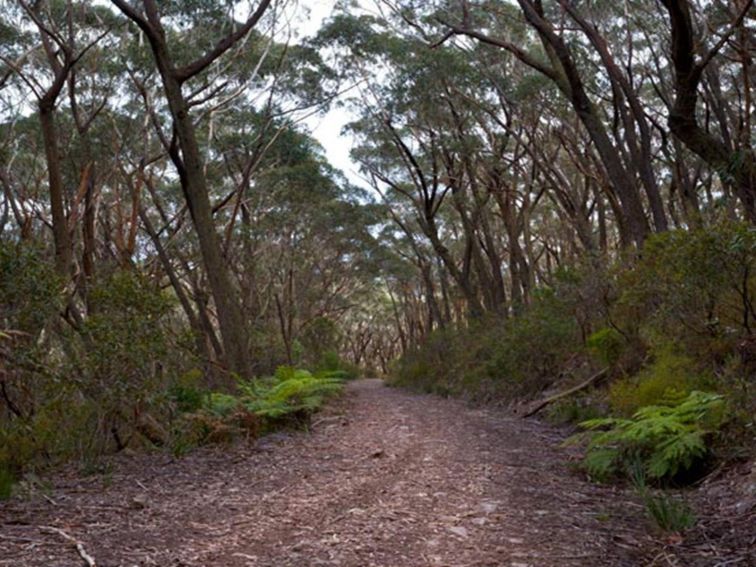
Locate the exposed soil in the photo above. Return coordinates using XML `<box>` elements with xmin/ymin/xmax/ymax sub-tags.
<box><xmin>0</xmin><ymin>380</ymin><xmax>750</xmax><ymax>566</ymax></box>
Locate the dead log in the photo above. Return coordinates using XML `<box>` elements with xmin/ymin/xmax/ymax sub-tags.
<box><xmin>521</xmin><ymin>367</ymin><xmax>608</xmax><ymax>418</ymax></box>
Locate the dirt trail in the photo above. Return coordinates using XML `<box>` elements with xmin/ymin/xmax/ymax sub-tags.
<box><xmin>1</xmin><ymin>379</ymin><xmax>653</xmax><ymax>566</ymax></box>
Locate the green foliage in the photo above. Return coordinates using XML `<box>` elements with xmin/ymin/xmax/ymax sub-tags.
<box><xmin>70</xmin><ymin>271</ymin><xmax>175</xmax><ymax>450</ymax></box>
<box><xmin>0</xmin><ymin>397</ymin><xmax>99</xmax><ymax>474</ymax></box>
<box><xmin>168</xmin><ymin>369</ymin><xmax>206</xmax><ymax>413</ymax></box>
<box><xmin>300</xmin><ymin>317</ymin><xmax>341</xmax><ymax>364</ymax></box>
<box><xmin>239</xmin><ymin>366</ymin><xmax>344</xmax><ymax>420</ymax></box>
<box><xmin>170</xmin><ymin>366</ymin><xmax>344</xmax><ymax>451</ymax></box>
<box><xmin>205</xmin><ymin>393</ymin><xmax>241</xmax><ymax>417</ymax></box>
<box><xmin>577</xmin><ymin>391</ymin><xmax>727</xmax><ymax>482</ymax></box>
<box><xmin>640</xmin><ymin>490</ymin><xmax>696</xmax><ymax>533</ymax></box>
<box><xmin>80</xmin><ymin>271</ymin><xmax>173</xmax><ymax>394</ymax></box>
<box><xmin>0</xmin><ymin>466</ymin><xmax>14</xmax><ymax>500</ymax></box>
<box><xmin>0</xmin><ymin>262</ymin><xmax>186</xmax><ymax>473</ymax></box>
<box><xmin>392</xmin><ymin>289</ymin><xmax>579</xmax><ymax>401</ymax></box>
<box><xmin>587</xmin><ymin>328</ymin><xmax>624</xmax><ymax>367</ymax></box>
<box><xmin>0</xmin><ymin>242</ymin><xmax>61</xmax><ymax>333</ymax></box>
<box><xmin>617</xmin><ymin>223</ymin><xmax>755</xmax><ymax>358</ymax></box>
<box><xmin>546</xmin><ymin>397</ymin><xmax>603</xmax><ymax>426</ymax></box>
<box><xmin>316</xmin><ymin>350</ymin><xmax>360</xmax><ymax>380</ymax></box>
<box><xmin>609</xmin><ymin>349</ymin><xmax>712</xmax><ymax>416</ymax></box>
<box><xmin>632</xmin><ymin>469</ymin><xmax>696</xmax><ymax>533</ymax></box>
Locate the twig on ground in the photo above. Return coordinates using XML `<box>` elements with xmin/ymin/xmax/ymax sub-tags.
<box><xmin>311</xmin><ymin>414</ymin><xmax>346</xmax><ymax>428</ymax></box>
<box><xmin>40</xmin><ymin>526</ymin><xmax>96</xmax><ymax>567</ymax></box>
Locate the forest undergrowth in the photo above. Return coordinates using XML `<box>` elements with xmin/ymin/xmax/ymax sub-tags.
<box><xmin>392</xmin><ymin>222</ymin><xmax>756</xmax><ymax>538</ymax></box>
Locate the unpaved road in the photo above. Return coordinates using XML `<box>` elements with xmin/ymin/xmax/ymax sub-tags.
<box><xmin>1</xmin><ymin>380</ymin><xmax>652</xmax><ymax>566</ymax></box>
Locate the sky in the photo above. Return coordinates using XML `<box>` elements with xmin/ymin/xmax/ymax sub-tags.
<box><xmin>292</xmin><ymin>0</ymin><xmax>369</xmax><ymax>189</ymax></box>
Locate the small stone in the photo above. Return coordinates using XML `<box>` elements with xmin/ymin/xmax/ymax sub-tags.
<box><xmin>480</xmin><ymin>501</ymin><xmax>498</xmax><ymax>513</ymax></box>
<box><xmin>448</xmin><ymin>526</ymin><xmax>469</xmax><ymax>538</ymax></box>
<box><xmin>130</xmin><ymin>494</ymin><xmax>148</xmax><ymax>510</ymax></box>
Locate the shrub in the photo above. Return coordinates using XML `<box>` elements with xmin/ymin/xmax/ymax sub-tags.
<box><xmin>0</xmin><ymin>242</ymin><xmax>61</xmax><ymax>335</ymax></box>
<box><xmin>546</xmin><ymin>396</ymin><xmax>603</xmax><ymax>425</ymax></box>
<box><xmin>392</xmin><ymin>290</ymin><xmax>579</xmax><ymax>402</ymax></box>
<box><xmin>609</xmin><ymin>350</ymin><xmax>711</xmax><ymax>416</ymax></box>
<box><xmin>640</xmin><ymin>490</ymin><xmax>696</xmax><ymax>533</ymax></box>
<box><xmin>171</xmin><ymin>365</ymin><xmax>345</xmax><ymax>449</ymax></box>
<box><xmin>576</xmin><ymin>391</ymin><xmax>728</xmax><ymax>482</ymax></box>
<box><xmin>617</xmin><ymin>223</ymin><xmax>755</xmax><ymax>359</ymax></box>
<box><xmin>205</xmin><ymin>393</ymin><xmax>242</xmax><ymax>417</ymax></box>
<box><xmin>0</xmin><ymin>465</ymin><xmax>14</xmax><ymax>500</ymax></box>
<box><xmin>168</xmin><ymin>369</ymin><xmax>207</xmax><ymax>413</ymax></box>
<box><xmin>316</xmin><ymin>350</ymin><xmax>360</xmax><ymax>380</ymax></box>
<box><xmin>300</xmin><ymin>317</ymin><xmax>341</xmax><ymax>366</ymax></box>
<box><xmin>239</xmin><ymin>366</ymin><xmax>344</xmax><ymax>421</ymax></box>
<box><xmin>632</xmin><ymin>469</ymin><xmax>696</xmax><ymax>533</ymax></box>
<box><xmin>71</xmin><ymin>271</ymin><xmax>175</xmax><ymax>451</ymax></box>
<box><xmin>173</xmin><ymin>404</ymin><xmax>260</xmax><ymax>449</ymax></box>
<box><xmin>0</xmin><ymin>262</ymin><xmax>187</xmax><ymax>472</ymax></box>
<box><xmin>587</xmin><ymin>327</ymin><xmax>625</xmax><ymax>367</ymax></box>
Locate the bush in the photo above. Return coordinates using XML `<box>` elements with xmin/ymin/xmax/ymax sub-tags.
<box><xmin>300</xmin><ymin>317</ymin><xmax>341</xmax><ymax>365</ymax></box>
<box><xmin>316</xmin><ymin>350</ymin><xmax>360</xmax><ymax>380</ymax></box>
<box><xmin>205</xmin><ymin>393</ymin><xmax>242</xmax><ymax>417</ymax></box>
<box><xmin>0</xmin><ymin>465</ymin><xmax>14</xmax><ymax>500</ymax></box>
<box><xmin>0</xmin><ymin>242</ymin><xmax>61</xmax><ymax>335</ymax></box>
<box><xmin>632</xmin><ymin>469</ymin><xmax>696</xmax><ymax>533</ymax></box>
<box><xmin>0</xmin><ymin>260</ymin><xmax>188</xmax><ymax>473</ymax></box>
<box><xmin>616</xmin><ymin>222</ymin><xmax>755</xmax><ymax>360</ymax></box>
<box><xmin>609</xmin><ymin>349</ymin><xmax>713</xmax><ymax>416</ymax></box>
<box><xmin>239</xmin><ymin>366</ymin><xmax>344</xmax><ymax>421</ymax></box>
<box><xmin>392</xmin><ymin>290</ymin><xmax>579</xmax><ymax>402</ymax></box>
<box><xmin>168</xmin><ymin>369</ymin><xmax>206</xmax><ymax>413</ymax></box>
<box><xmin>587</xmin><ymin>327</ymin><xmax>625</xmax><ymax>367</ymax></box>
<box><xmin>576</xmin><ymin>391</ymin><xmax>728</xmax><ymax>483</ymax></box>
<box><xmin>546</xmin><ymin>396</ymin><xmax>603</xmax><ymax>425</ymax></box>
<box><xmin>171</xmin><ymin>365</ymin><xmax>345</xmax><ymax>450</ymax></box>
<box><xmin>71</xmin><ymin>271</ymin><xmax>176</xmax><ymax>451</ymax></box>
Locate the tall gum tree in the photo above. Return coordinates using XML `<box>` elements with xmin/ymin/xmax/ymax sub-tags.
<box><xmin>110</xmin><ymin>0</ymin><xmax>274</xmax><ymax>378</ymax></box>
<box><xmin>660</xmin><ymin>0</ymin><xmax>756</xmax><ymax>222</ymax></box>
<box><xmin>440</xmin><ymin>0</ymin><xmax>653</xmax><ymax>246</ymax></box>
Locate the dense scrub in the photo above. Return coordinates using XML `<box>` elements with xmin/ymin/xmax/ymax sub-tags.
<box><xmin>391</xmin><ymin>223</ymin><xmax>756</xmax><ymax>484</ymax></box>
<box><xmin>392</xmin><ymin>289</ymin><xmax>579</xmax><ymax>402</ymax></box>
<box><xmin>0</xmin><ymin>243</ymin><xmax>355</xmax><ymax>497</ymax></box>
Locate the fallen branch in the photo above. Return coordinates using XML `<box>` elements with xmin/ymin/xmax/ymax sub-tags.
<box><xmin>40</xmin><ymin>526</ymin><xmax>96</xmax><ymax>567</ymax></box>
<box><xmin>521</xmin><ymin>367</ymin><xmax>609</xmax><ymax>418</ymax></box>
<box><xmin>311</xmin><ymin>414</ymin><xmax>347</xmax><ymax>428</ymax></box>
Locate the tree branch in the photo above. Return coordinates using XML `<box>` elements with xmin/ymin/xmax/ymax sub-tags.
<box><xmin>175</xmin><ymin>0</ymin><xmax>273</xmax><ymax>83</ymax></box>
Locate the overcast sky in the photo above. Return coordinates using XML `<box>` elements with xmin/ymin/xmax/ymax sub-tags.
<box><xmin>293</xmin><ymin>0</ymin><xmax>369</xmax><ymax>189</ymax></box>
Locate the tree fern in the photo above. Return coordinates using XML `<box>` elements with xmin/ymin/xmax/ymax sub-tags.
<box><xmin>575</xmin><ymin>391</ymin><xmax>726</xmax><ymax>482</ymax></box>
<box><xmin>238</xmin><ymin>367</ymin><xmax>344</xmax><ymax>420</ymax></box>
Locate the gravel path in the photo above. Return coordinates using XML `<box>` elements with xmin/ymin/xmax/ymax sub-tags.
<box><xmin>0</xmin><ymin>379</ymin><xmax>651</xmax><ymax>566</ymax></box>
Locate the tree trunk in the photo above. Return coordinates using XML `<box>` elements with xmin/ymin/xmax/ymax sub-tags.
<box><xmin>38</xmin><ymin>103</ymin><xmax>72</xmax><ymax>276</ymax></box>
<box><xmin>660</xmin><ymin>0</ymin><xmax>756</xmax><ymax>222</ymax></box>
<box><xmin>140</xmin><ymin>29</ymin><xmax>251</xmax><ymax>377</ymax></box>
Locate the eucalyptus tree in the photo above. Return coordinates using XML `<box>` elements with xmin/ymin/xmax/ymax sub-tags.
<box><xmin>0</xmin><ymin>1</ymin><xmax>112</xmax><ymax>278</ymax></box>
<box><xmin>659</xmin><ymin>0</ymin><xmax>755</xmax><ymax>221</ymax></box>
<box><xmin>109</xmin><ymin>0</ymin><xmax>275</xmax><ymax>377</ymax></box>
<box><xmin>321</xmin><ymin>8</ymin><xmax>613</xmax><ymax>321</ymax></box>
